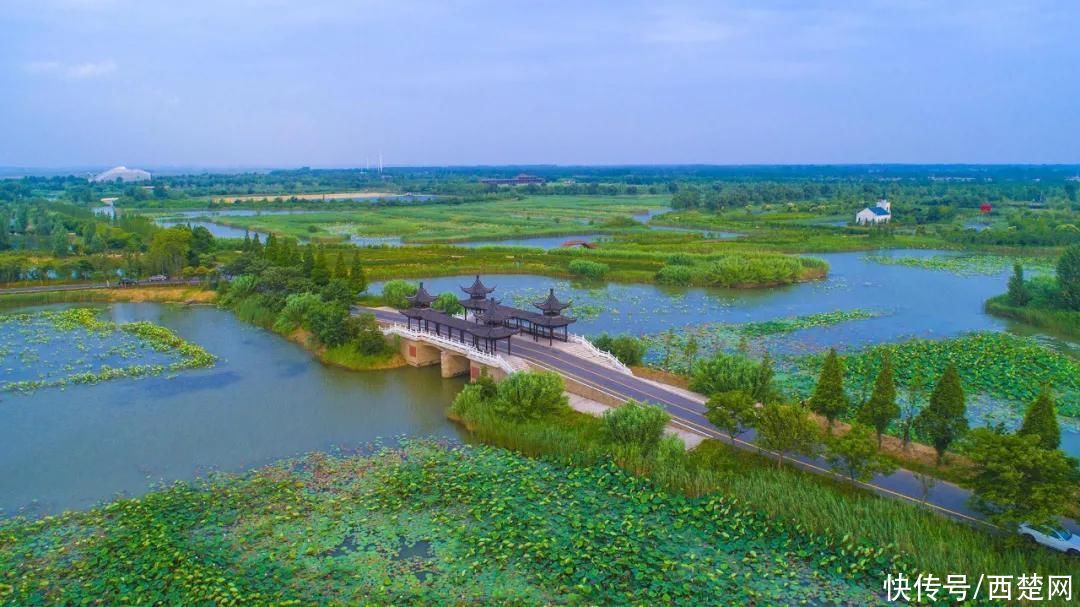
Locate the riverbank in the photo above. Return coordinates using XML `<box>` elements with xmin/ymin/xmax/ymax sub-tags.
<box><xmin>284</xmin><ymin>327</ymin><xmax>407</xmax><ymax>371</ymax></box>
<box><xmin>0</xmin><ymin>285</ymin><xmax>216</xmax><ymax>307</ymax></box>
<box><xmin>985</xmin><ymin>294</ymin><xmax>1080</xmax><ymax>340</ymax></box>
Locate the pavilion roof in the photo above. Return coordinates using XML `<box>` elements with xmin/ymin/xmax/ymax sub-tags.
<box><xmin>533</xmin><ymin>288</ymin><xmax>571</xmax><ymax>315</ymax></box>
<box><xmin>401</xmin><ymin>307</ymin><xmax>517</xmax><ymax>340</ymax></box>
<box><xmin>461</xmin><ymin>275</ymin><xmax>495</xmax><ymax>298</ymax></box>
<box><xmin>406</xmin><ymin>282</ymin><xmax>436</xmax><ymax>308</ymax></box>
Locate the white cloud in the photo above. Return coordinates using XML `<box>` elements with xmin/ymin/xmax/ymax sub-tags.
<box><xmin>22</xmin><ymin>59</ymin><xmax>116</xmax><ymax>79</ymax></box>
<box><xmin>66</xmin><ymin>60</ymin><xmax>116</xmax><ymax>79</ymax></box>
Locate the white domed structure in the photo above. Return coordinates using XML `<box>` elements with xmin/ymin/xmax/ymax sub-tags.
<box><xmin>90</xmin><ymin>166</ymin><xmax>151</xmax><ymax>183</ymax></box>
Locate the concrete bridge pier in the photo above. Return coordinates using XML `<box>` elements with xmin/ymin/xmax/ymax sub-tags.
<box><xmin>469</xmin><ymin>361</ymin><xmax>507</xmax><ymax>383</ymax></box>
<box><xmin>400</xmin><ymin>338</ymin><xmax>440</xmax><ymax>368</ymax></box>
<box><xmin>440</xmin><ymin>351</ymin><xmax>470</xmax><ymax>378</ymax></box>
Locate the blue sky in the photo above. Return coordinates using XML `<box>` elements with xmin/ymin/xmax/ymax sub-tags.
<box><xmin>2</xmin><ymin>0</ymin><xmax>1078</xmax><ymax>167</ymax></box>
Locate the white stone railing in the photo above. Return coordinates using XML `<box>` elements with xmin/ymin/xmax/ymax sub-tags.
<box><xmin>382</xmin><ymin>322</ymin><xmax>517</xmax><ymax>375</ymax></box>
<box><xmin>569</xmin><ymin>334</ymin><xmax>633</xmax><ymax>374</ymax></box>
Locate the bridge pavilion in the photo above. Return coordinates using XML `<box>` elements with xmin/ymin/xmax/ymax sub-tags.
<box><xmin>458</xmin><ymin>276</ymin><xmax>576</xmax><ymax>345</ymax></box>
<box><xmin>401</xmin><ymin>282</ymin><xmax>517</xmax><ymax>354</ymax></box>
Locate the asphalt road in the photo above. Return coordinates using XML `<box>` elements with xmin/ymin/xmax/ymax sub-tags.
<box><xmin>358</xmin><ymin>306</ymin><xmax>1080</xmax><ymax>535</ymax></box>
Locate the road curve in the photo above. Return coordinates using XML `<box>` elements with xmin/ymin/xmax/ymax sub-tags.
<box><xmin>357</xmin><ymin>306</ymin><xmax>1080</xmax><ymax>533</ymax></box>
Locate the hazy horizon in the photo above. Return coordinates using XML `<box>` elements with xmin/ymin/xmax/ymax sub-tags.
<box><xmin>3</xmin><ymin>1</ymin><xmax>1079</xmax><ymax>167</ymax></box>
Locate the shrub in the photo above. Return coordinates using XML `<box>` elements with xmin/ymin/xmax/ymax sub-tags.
<box><xmin>601</xmin><ymin>401</ymin><xmax>671</xmax><ymax>452</ymax></box>
<box><xmin>689</xmin><ymin>352</ymin><xmax>760</xmax><ymax>395</ymax></box>
<box><xmin>273</xmin><ymin>291</ymin><xmax>323</xmax><ymax>333</ymax></box>
<box><xmin>432</xmin><ymin>292</ymin><xmax>464</xmax><ymax>315</ymax></box>
<box><xmin>666</xmin><ymin>253</ymin><xmax>696</xmax><ymax>266</ymax></box>
<box><xmin>381</xmin><ymin>279</ymin><xmax>417</xmax><ymax>309</ymax></box>
<box><xmin>568</xmin><ymin>259</ymin><xmax>609</xmax><ymax>279</ymax></box>
<box><xmin>349</xmin><ymin>313</ymin><xmax>392</xmax><ymax>356</ymax></box>
<box><xmin>493</xmin><ymin>371</ymin><xmax>569</xmax><ymax>420</ymax></box>
<box><xmin>306</xmin><ymin>301</ymin><xmax>350</xmax><ymax>347</ymax></box>
<box><xmin>705</xmin><ymin>390</ymin><xmax>757</xmax><ymax>440</ymax></box>
<box><xmin>590</xmin><ymin>333</ymin><xmax>647</xmax><ymax>366</ymax></box>
<box><xmin>656</xmin><ymin>264</ymin><xmax>693</xmax><ymax>286</ymax></box>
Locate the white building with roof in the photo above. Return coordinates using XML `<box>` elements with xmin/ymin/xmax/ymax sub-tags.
<box><xmin>856</xmin><ymin>199</ymin><xmax>892</xmax><ymax>225</ymax></box>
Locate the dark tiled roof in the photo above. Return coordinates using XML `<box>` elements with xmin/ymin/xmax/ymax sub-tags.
<box><xmin>460</xmin><ymin>275</ymin><xmax>495</xmax><ymax>298</ymax></box>
<box><xmin>401</xmin><ymin>307</ymin><xmax>517</xmax><ymax>339</ymax></box>
<box><xmin>533</xmin><ymin>288</ymin><xmax>571</xmax><ymax>315</ymax></box>
<box><xmin>406</xmin><ymin>282</ymin><xmax>436</xmax><ymax>307</ymax></box>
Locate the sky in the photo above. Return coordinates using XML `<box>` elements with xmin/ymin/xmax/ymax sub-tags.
<box><xmin>2</xmin><ymin>0</ymin><xmax>1079</xmax><ymax>168</ymax></box>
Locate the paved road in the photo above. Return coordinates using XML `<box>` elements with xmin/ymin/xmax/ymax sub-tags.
<box><xmin>359</xmin><ymin>306</ymin><xmax>1080</xmax><ymax>534</ymax></box>
<box><xmin>0</xmin><ymin>279</ymin><xmax>201</xmax><ymax>295</ymax></box>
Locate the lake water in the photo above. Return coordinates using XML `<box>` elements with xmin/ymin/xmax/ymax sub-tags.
<box><xmin>456</xmin><ymin>234</ymin><xmax>610</xmax><ymax>249</ymax></box>
<box><xmin>0</xmin><ymin>304</ymin><xmax>464</xmax><ymax>517</ymax></box>
<box><xmin>373</xmin><ymin>250</ymin><xmax>1076</xmax><ymax>352</ymax></box>
<box><xmin>155</xmin><ymin>220</ymin><xmax>267</xmax><ymax>240</ymax></box>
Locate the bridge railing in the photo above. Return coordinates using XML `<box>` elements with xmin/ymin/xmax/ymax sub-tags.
<box><xmin>569</xmin><ymin>334</ymin><xmax>632</xmax><ymax>374</ymax></box>
<box><xmin>381</xmin><ymin>322</ymin><xmax>517</xmax><ymax>375</ymax></box>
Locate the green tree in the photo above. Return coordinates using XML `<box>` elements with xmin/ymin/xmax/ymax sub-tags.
<box><xmin>306</xmin><ymin>301</ymin><xmax>350</xmax><ymax>347</ymax></box>
<box><xmin>381</xmin><ymin>279</ymin><xmax>417</xmax><ymax>309</ymax></box>
<box><xmin>1006</xmin><ymin>263</ymin><xmax>1032</xmax><ymax>306</ymax></box>
<box><xmin>51</xmin><ymin>230</ymin><xmax>69</xmax><ymax>257</ymax></box>
<box><xmin>146</xmin><ymin>226</ymin><xmax>193</xmax><ymax>276</ymax></box>
<box><xmin>751</xmin><ymin>350</ymin><xmax>774</xmax><ymax>404</ymax></box>
<box><xmin>348</xmin><ymin>313</ymin><xmax>391</xmax><ymax>356</ymax></box>
<box><xmin>705</xmin><ymin>390</ymin><xmax>757</xmax><ymax>442</ymax></box>
<box><xmin>311</xmin><ymin>247</ymin><xmax>330</xmax><ymax>286</ymax></box>
<box><xmin>333</xmin><ymin>252</ymin><xmax>347</xmax><ymax>280</ymax></box>
<box><xmin>601</xmin><ymin>401</ymin><xmax>670</xmax><ymax>453</ymax></box>
<box><xmin>493</xmin><ymin>371</ymin><xmax>569</xmax><ymax>420</ymax></box>
<box><xmin>302</xmin><ymin>245</ymin><xmax>315</xmax><ymax>276</ymax></box>
<box><xmin>967</xmin><ymin>428</ymin><xmax>1079</xmax><ymax>527</ymax></box>
<box><xmin>0</xmin><ymin>210</ymin><xmax>11</xmax><ymax>250</ymax></box>
<box><xmin>432</xmin><ymin>292</ymin><xmax>464</xmax><ymax>315</ymax></box>
<box><xmin>1018</xmin><ymin>385</ymin><xmax>1061</xmax><ymax>450</ymax></box>
<box><xmin>826</xmin><ymin>423</ymin><xmax>896</xmax><ymax>485</ymax></box>
<box><xmin>1057</xmin><ymin>243</ymin><xmax>1080</xmax><ymax>311</ymax></box>
<box><xmin>808</xmin><ymin>348</ymin><xmax>848</xmax><ymax>431</ymax></box>
<box><xmin>916</xmin><ymin>363</ymin><xmax>968</xmax><ymax>464</ymax></box>
<box><xmin>689</xmin><ymin>352</ymin><xmax>759</xmax><ymax>396</ymax></box>
<box><xmin>756</xmin><ymin>403</ymin><xmax>820</xmax><ymax>469</ymax></box>
<box><xmin>350</xmin><ymin>250</ymin><xmax>367</xmax><ymax>292</ymax></box>
<box><xmin>856</xmin><ymin>354</ymin><xmax>899</xmax><ymax>447</ymax></box>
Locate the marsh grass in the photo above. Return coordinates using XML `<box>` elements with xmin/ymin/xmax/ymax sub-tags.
<box><xmin>453</xmin><ymin>401</ymin><xmax>1080</xmax><ymax>582</ymax></box>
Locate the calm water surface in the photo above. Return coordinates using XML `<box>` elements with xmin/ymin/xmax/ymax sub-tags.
<box><xmin>0</xmin><ymin>304</ymin><xmax>464</xmax><ymax>517</ymax></box>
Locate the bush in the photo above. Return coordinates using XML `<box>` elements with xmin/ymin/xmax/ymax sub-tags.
<box><xmin>656</xmin><ymin>264</ymin><xmax>693</xmax><ymax>286</ymax></box>
<box><xmin>590</xmin><ymin>333</ymin><xmax>647</xmax><ymax>366</ymax></box>
<box><xmin>432</xmin><ymin>292</ymin><xmax>464</xmax><ymax>315</ymax></box>
<box><xmin>306</xmin><ymin>301</ymin><xmax>350</xmax><ymax>347</ymax></box>
<box><xmin>273</xmin><ymin>291</ymin><xmax>323</xmax><ymax>333</ymax></box>
<box><xmin>690</xmin><ymin>352</ymin><xmax>760</xmax><ymax>395</ymax></box>
<box><xmin>568</xmin><ymin>259</ymin><xmax>609</xmax><ymax>279</ymax></box>
<box><xmin>493</xmin><ymin>371</ymin><xmax>569</xmax><ymax>420</ymax></box>
<box><xmin>666</xmin><ymin>253</ymin><xmax>696</xmax><ymax>266</ymax></box>
<box><xmin>601</xmin><ymin>400</ymin><xmax>671</xmax><ymax>453</ymax></box>
<box><xmin>349</xmin><ymin>313</ymin><xmax>392</xmax><ymax>356</ymax></box>
<box><xmin>381</xmin><ymin>279</ymin><xmax>417</xmax><ymax>309</ymax></box>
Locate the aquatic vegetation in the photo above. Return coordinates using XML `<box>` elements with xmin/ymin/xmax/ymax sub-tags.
<box><xmin>639</xmin><ymin>309</ymin><xmax>881</xmax><ymax>373</ymax></box>
<box><xmin>786</xmin><ymin>332</ymin><xmax>1080</xmax><ymax>422</ymax></box>
<box><xmin>0</xmin><ymin>440</ymin><xmax>894</xmax><ymax>606</ymax></box>
<box><xmin>0</xmin><ymin>307</ymin><xmax>216</xmax><ymax>394</ymax></box>
<box><xmin>865</xmin><ymin>253</ymin><xmax>1056</xmax><ymax>276</ymax></box>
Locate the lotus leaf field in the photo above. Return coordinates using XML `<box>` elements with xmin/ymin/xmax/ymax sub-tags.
<box><xmin>639</xmin><ymin>309</ymin><xmax>881</xmax><ymax>373</ymax></box>
<box><xmin>0</xmin><ymin>307</ymin><xmax>216</xmax><ymax>394</ymax></box>
<box><xmin>0</xmin><ymin>440</ymin><xmax>895</xmax><ymax>606</ymax></box>
<box><xmin>865</xmin><ymin>253</ymin><xmax>1056</xmax><ymax>276</ymax></box>
<box><xmin>786</xmin><ymin>331</ymin><xmax>1080</xmax><ymax>425</ymax></box>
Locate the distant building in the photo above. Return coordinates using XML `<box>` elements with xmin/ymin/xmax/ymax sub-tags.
<box><xmin>856</xmin><ymin>199</ymin><xmax>892</xmax><ymax>225</ymax></box>
<box><xmin>480</xmin><ymin>173</ymin><xmax>545</xmax><ymax>186</ymax></box>
<box><xmin>90</xmin><ymin>166</ymin><xmax>151</xmax><ymax>183</ymax></box>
